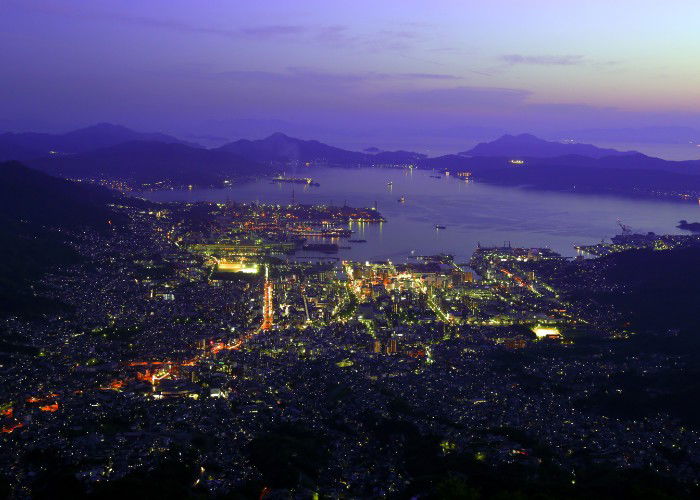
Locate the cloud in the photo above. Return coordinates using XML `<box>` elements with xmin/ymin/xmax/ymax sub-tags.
<box><xmin>361</xmin><ymin>28</ymin><xmax>427</xmax><ymax>54</ymax></box>
<box><xmin>526</xmin><ymin>102</ymin><xmax>619</xmax><ymax>114</ymax></box>
<box><xmin>239</xmin><ymin>25</ymin><xmax>307</xmax><ymax>38</ymax></box>
<box><xmin>214</xmin><ymin>67</ymin><xmax>461</xmax><ymax>85</ymax></box>
<box><xmin>382</xmin><ymin>86</ymin><xmax>532</xmax><ymax>111</ymax></box>
<box><xmin>6</xmin><ymin>0</ymin><xmax>427</xmax><ymax>53</ymax></box>
<box><xmin>399</xmin><ymin>73</ymin><xmax>461</xmax><ymax>80</ymax></box>
<box><xmin>502</xmin><ymin>54</ymin><xmax>585</xmax><ymax>66</ymax></box>
<box><xmin>95</xmin><ymin>15</ymin><xmax>312</xmax><ymax>42</ymax></box>
<box><xmin>313</xmin><ymin>25</ymin><xmax>358</xmax><ymax>47</ymax></box>
<box><xmin>5</xmin><ymin>1</ymin><xmax>334</xmax><ymax>43</ymax></box>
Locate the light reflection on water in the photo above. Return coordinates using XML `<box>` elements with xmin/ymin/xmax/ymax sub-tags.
<box><xmin>143</xmin><ymin>167</ymin><xmax>700</xmax><ymax>262</ymax></box>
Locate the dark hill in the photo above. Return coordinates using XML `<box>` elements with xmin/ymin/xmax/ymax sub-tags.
<box><xmin>0</xmin><ymin>123</ymin><xmax>198</xmax><ymax>161</ymax></box>
<box><xmin>218</xmin><ymin>132</ymin><xmax>366</xmax><ymax>164</ymax></box>
<box><xmin>218</xmin><ymin>132</ymin><xmax>425</xmax><ymax>165</ymax></box>
<box><xmin>461</xmin><ymin>133</ymin><xmax>638</xmax><ymax>159</ymax></box>
<box><xmin>0</xmin><ymin>161</ymin><xmax>124</xmax><ymax>316</ymax></box>
<box><xmin>0</xmin><ymin>161</ymin><xmax>118</xmax><ymax>229</ymax></box>
<box><xmin>422</xmin><ymin>153</ymin><xmax>700</xmax><ymax>198</ymax></box>
<box><xmin>29</xmin><ymin>141</ymin><xmax>268</xmax><ymax>186</ymax></box>
<box><xmin>373</xmin><ymin>150</ymin><xmax>426</xmax><ymax>163</ymax></box>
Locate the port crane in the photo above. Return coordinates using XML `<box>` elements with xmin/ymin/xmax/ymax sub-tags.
<box><xmin>617</xmin><ymin>219</ymin><xmax>632</xmax><ymax>235</ymax></box>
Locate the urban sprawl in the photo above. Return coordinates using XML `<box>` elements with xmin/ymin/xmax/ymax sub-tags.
<box><xmin>2</xmin><ymin>199</ymin><xmax>700</xmax><ymax>497</ymax></box>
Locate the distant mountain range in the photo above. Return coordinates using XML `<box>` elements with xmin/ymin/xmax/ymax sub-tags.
<box><xmin>460</xmin><ymin>133</ymin><xmax>638</xmax><ymax>159</ymax></box>
<box><xmin>429</xmin><ymin>133</ymin><xmax>700</xmax><ymax>198</ymax></box>
<box><xmin>2</xmin><ymin>123</ymin><xmax>700</xmax><ymax>197</ymax></box>
<box><xmin>425</xmin><ymin>153</ymin><xmax>700</xmax><ymax>197</ymax></box>
<box><xmin>560</xmin><ymin>126</ymin><xmax>699</xmax><ymax>145</ymax></box>
<box><xmin>217</xmin><ymin>132</ymin><xmax>426</xmax><ymax>165</ymax></box>
<box><xmin>212</xmin><ymin>131</ymin><xmax>700</xmax><ymax>197</ymax></box>
<box><xmin>0</xmin><ymin>123</ymin><xmax>198</xmax><ymax>161</ymax></box>
<box><xmin>30</xmin><ymin>140</ymin><xmax>267</xmax><ymax>186</ymax></box>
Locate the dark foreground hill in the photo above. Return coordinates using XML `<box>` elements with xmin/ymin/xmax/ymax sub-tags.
<box><xmin>566</xmin><ymin>247</ymin><xmax>700</xmax><ymax>338</ymax></box>
<box><xmin>547</xmin><ymin>247</ymin><xmax>700</xmax><ymax>428</ymax></box>
<box><xmin>0</xmin><ymin>161</ymin><xmax>122</xmax><ymax>316</ymax></box>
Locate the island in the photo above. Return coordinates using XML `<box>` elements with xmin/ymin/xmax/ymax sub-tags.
<box><xmin>678</xmin><ymin>220</ymin><xmax>700</xmax><ymax>232</ymax></box>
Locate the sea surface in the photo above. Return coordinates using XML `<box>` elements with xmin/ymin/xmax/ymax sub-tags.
<box><xmin>143</xmin><ymin>167</ymin><xmax>700</xmax><ymax>262</ymax></box>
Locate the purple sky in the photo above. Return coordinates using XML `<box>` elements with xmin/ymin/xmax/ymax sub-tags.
<box><xmin>2</xmin><ymin>0</ymin><xmax>699</xmax><ymax>156</ymax></box>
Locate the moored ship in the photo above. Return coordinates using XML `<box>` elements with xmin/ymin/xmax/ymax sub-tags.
<box><xmin>272</xmin><ymin>176</ymin><xmax>320</xmax><ymax>187</ymax></box>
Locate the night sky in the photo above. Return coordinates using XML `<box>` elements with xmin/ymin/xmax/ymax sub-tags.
<box><xmin>2</xmin><ymin>0</ymin><xmax>699</xmax><ymax>152</ymax></box>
